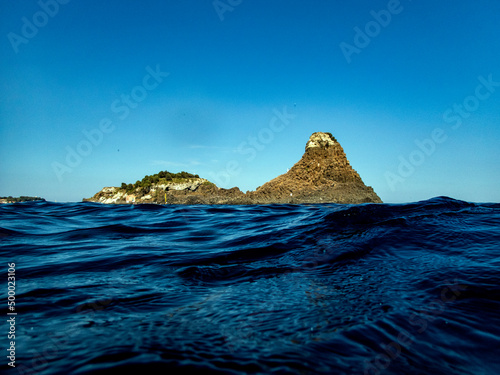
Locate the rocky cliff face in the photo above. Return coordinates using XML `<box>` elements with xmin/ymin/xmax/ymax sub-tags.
<box><xmin>83</xmin><ymin>178</ymin><xmax>249</xmax><ymax>205</ymax></box>
<box><xmin>84</xmin><ymin>132</ymin><xmax>382</xmax><ymax>205</ymax></box>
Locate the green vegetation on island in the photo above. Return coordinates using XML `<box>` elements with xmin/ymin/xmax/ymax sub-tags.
<box><xmin>120</xmin><ymin>170</ymin><xmax>201</xmax><ymax>192</ymax></box>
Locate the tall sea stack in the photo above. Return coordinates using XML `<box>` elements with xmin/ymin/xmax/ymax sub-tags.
<box><xmin>249</xmin><ymin>132</ymin><xmax>382</xmax><ymax>204</ymax></box>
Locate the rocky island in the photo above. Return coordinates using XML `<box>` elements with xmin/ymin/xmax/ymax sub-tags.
<box><xmin>84</xmin><ymin>132</ymin><xmax>382</xmax><ymax>205</ymax></box>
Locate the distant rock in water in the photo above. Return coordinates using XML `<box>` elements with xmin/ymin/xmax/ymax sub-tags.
<box><xmin>83</xmin><ymin>132</ymin><xmax>382</xmax><ymax>204</ymax></box>
<box><xmin>0</xmin><ymin>196</ymin><xmax>45</xmax><ymax>204</ymax></box>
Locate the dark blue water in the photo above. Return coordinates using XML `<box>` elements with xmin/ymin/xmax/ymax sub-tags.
<box><xmin>1</xmin><ymin>197</ymin><xmax>500</xmax><ymax>374</ymax></box>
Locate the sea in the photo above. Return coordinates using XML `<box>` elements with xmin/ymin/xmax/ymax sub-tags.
<box><xmin>1</xmin><ymin>196</ymin><xmax>500</xmax><ymax>375</ymax></box>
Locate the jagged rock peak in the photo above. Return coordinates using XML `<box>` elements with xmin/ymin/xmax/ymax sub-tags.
<box><xmin>305</xmin><ymin>132</ymin><xmax>338</xmax><ymax>151</ymax></box>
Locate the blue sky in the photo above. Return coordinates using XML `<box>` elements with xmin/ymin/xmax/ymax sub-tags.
<box><xmin>1</xmin><ymin>0</ymin><xmax>499</xmax><ymax>203</ymax></box>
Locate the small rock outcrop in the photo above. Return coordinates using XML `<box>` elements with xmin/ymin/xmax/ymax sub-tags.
<box><xmin>83</xmin><ymin>132</ymin><xmax>382</xmax><ymax>205</ymax></box>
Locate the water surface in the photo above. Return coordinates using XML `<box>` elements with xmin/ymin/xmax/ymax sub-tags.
<box><xmin>1</xmin><ymin>197</ymin><xmax>499</xmax><ymax>374</ymax></box>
